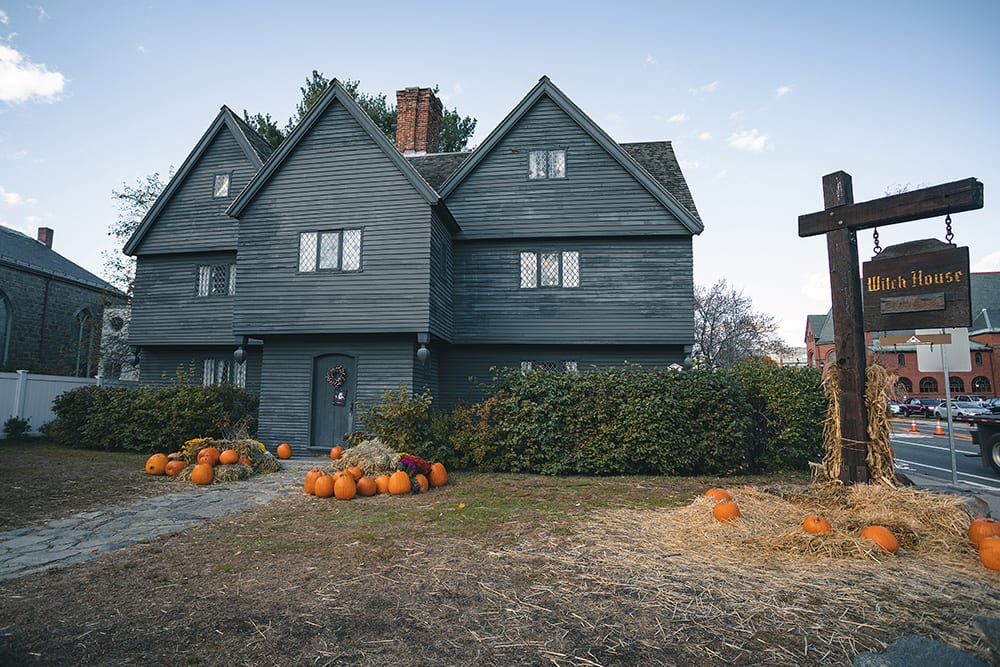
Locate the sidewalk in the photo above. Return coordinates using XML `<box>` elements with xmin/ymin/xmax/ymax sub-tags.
<box><xmin>0</xmin><ymin>458</ymin><xmax>317</xmax><ymax>583</ymax></box>
<box><xmin>902</xmin><ymin>470</ymin><xmax>1000</xmax><ymax>517</ymax></box>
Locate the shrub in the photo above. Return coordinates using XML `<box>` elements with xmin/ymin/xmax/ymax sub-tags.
<box><xmin>49</xmin><ymin>383</ymin><xmax>258</xmax><ymax>453</ymax></box>
<box><xmin>3</xmin><ymin>416</ymin><xmax>31</xmax><ymax>439</ymax></box>
<box><xmin>355</xmin><ymin>386</ymin><xmax>433</xmax><ymax>454</ymax></box>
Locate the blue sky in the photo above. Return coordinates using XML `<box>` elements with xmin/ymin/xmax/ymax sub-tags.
<box><xmin>2</xmin><ymin>1</ymin><xmax>998</xmax><ymax>347</ymax></box>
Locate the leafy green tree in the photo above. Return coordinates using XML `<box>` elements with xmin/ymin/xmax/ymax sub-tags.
<box><xmin>103</xmin><ymin>171</ymin><xmax>168</xmax><ymax>296</ymax></box>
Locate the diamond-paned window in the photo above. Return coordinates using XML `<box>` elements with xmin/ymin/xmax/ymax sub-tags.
<box><xmin>213</xmin><ymin>173</ymin><xmax>231</xmax><ymax>198</ymax></box>
<box><xmin>540</xmin><ymin>253</ymin><xmax>560</xmax><ymax>287</ymax></box>
<box><xmin>299</xmin><ymin>232</ymin><xmax>318</xmax><ymax>272</ymax></box>
<box><xmin>197</xmin><ymin>264</ymin><xmax>234</xmax><ymax>296</ymax></box>
<box><xmin>203</xmin><ymin>358</ymin><xmax>244</xmax><ymax>388</ymax></box>
<box><xmin>210</xmin><ymin>265</ymin><xmax>229</xmax><ymax>295</ymax></box>
<box><xmin>520</xmin><ymin>252</ymin><xmax>537</xmax><ymax>288</ymax></box>
<box><xmin>528</xmin><ymin>150</ymin><xmax>566</xmax><ymax>179</ymax></box>
<box><xmin>562</xmin><ymin>251</ymin><xmax>579</xmax><ymax>287</ymax></box>
<box><xmin>343</xmin><ymin>229</ymin><xmax>362</xmax><ymax>271</ymax></box>
<box><xmin>319</xmin><ymin>232</ymin><xmax>340</xmax><ymax>270</ymax></box>
<box><xmin>197</xmin><ymin>266</ymin><xmax>211</xmax><ymax>296</ymax></box>
<box><xmin>564</xmin><ymin>360</ymin><xmax>578</xmax><ymax>373</ymax></box>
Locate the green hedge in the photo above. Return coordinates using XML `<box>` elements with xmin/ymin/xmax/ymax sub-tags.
<box><xmin>48</xmin><ymin>384</ymin><xmax>258</xmax><ymax>454</ymax></box>
<box><xmin>360</xmin><ymin>360</ymin><xmax>825</xmax><ymax>476</ymax></box>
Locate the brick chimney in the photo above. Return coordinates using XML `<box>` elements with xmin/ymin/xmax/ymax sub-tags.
<box><xmin>37</xmin><ymin>227</ymin><xmax>54</xmax><ymax>249</ymax></box>
<box><xmin>395</xmin><ymin>87</ymin><xmax>442</xmax><ymax>155</ymax></box>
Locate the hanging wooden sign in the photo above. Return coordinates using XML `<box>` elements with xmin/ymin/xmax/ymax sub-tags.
<box><xmin>862</xmin><ymin>239</ymin><xmax>970</xmax><ymax>331</ymax></box>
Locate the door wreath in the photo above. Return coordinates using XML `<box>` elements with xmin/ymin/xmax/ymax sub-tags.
<box><xmin>326</xmin><ymin>366</ymin><xmax>347</xmax><ymax>387</ymax></box>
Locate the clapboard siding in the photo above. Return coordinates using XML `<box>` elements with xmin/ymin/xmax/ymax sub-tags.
<box><xmin>133</xmin><ymin>129</ymin><xmax>254</xmax><ymax>254</ymax></box>
<box><xmin>130</xmin><ymin>252</ymin><xmax>237</xmax><ymax>345</ymax></box>
<box><xmin>256</xmin><ymin>334</ymin><xmax>415</xmax><ymax>450</ymax></box>
<box><xmin>446</xmin><ymin>96</ymin><xmax>691</xmax><ymax>239</ymax></box>
<box><xmin>233</xmin><ymin>101</ymin><xmax>433</xmax><ymax>336</ymax></box>
<box><xmin>428</xmin><ymin>210</ymin><xmax>454</xmax><ymax>340</ymax></box>
<box><xmin>436</xmin><ymin>344</ymin><xmax>687</xmax><ymax>406</ymax></box>
<box><xmin>135</xmin><ymin>345</ymin><xmax>261</xmax><ymax>391</ymax></box>
<box><xmin>451</xmin><ymin>236</ymin><xmax>693</xmax><ymax>344</ymax></box>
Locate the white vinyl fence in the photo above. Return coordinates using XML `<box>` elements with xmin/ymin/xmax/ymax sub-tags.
<box><xmin>1</xmin><ymin>370</ymin><xmax>98</xmax><ymax>437</ymax></box>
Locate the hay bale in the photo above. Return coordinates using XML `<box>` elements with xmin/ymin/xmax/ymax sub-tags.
<box><xmin>214</xmin><ymin>462</ymin><xmax>252</xmax><ymax>482</ymax></box>
<box><xmin>333</xmin><ymin>439</ymin><xmax>399</xmax><ymax>477</ymax></box>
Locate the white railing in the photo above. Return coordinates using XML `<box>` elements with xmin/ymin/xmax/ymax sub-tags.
<box><xmin>1</xmin><ymin>370</ymin><xmax>98</xmax><ymax>436</ymax></box>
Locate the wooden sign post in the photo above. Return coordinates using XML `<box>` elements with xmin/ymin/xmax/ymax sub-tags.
<box><xmin>798</xmin><ymin>172</ymin><xmax>983</xmax><ymax>484</ymax></box>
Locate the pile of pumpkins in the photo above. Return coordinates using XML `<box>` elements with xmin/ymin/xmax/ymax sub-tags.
<box><xmin>305</xmin><ymin>453</ymin><xmax>448</xmax><ymax>501</ymax></box>
<box><xmin>144</xmin><ymin>446</ymin><xmax>250</xmax><ymax>485</ymax></box>
<box><xmin>703</xmin><ymin>487</ymin><xmax>1000</xmax><ymax>570</ymax></box>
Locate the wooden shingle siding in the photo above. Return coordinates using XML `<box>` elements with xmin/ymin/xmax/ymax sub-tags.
<box><xmin>232</xmin><ymin>101</ymin><xmax>434</xmax><ymax>336</ymax></box>
<box><xmin>446</xmin><ymin>96</ymin><xmax>692</xmax><ymax>239</ymax></box>
<box><xmin>256</xmin><ymin>334</ymin><xmax>415</xmax><ymax>449</ymax></box>
<box><xmin>436</xmin><ymin>344</ymin><xmax>687</xmax><ymax>407</ymax></box>
<box><xmin>135</xmin><ymin>345</ymin><xmax>261</xmax><ymax>391</ymax></box>
<box><xmin>451</xmin><ymin>237</ymin><xmax>694</xmax><ymax>344</ymax></box>
<box><xmin>130</xmin><ymin>251</ymin><xmax>237</xmax><ymax>345</ymax></box>
<box><xmin>133</xmin><ymin>129</ymin><xmax>252</xmax><ymax>254</ymax></box>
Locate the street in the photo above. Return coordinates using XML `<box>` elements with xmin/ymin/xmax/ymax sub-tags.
<box><xmin>890</xmin><ymin>418</ymin><xmax>1000</xmax><ymax>491</ymax></box>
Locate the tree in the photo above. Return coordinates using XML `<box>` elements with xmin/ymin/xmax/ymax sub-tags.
<box><xmin>243</xmin><ymin>71</ymin><xmax>476</xmax><ymax>152</ymax></box>
<box><xmin>103</xmin><ymin>171</ymin><xmax>168</xmax><ymax>297</ymax></box>
<box><xmin>692</xmin><ymin>279</ymin><xmax>790</xmax><ymax>368</ymax></box>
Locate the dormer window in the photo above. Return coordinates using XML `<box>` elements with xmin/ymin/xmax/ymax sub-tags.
<box><xmin>213</xmin><ymin>173</ymin><xmax>231</xmax><ymax>198</ymax></box>
<box><xmin>528</xmin><ymin>150</ymin><xmax>566</xmax><ymax>179</ymax></box>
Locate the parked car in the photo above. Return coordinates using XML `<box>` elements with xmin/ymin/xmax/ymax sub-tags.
<box><xmin>932</xmin><ymin>401</ymin><xmax>992</xmax><ymax>419</ymax></box>
<box><xmin>900</xmin><ymin>398</ymin><xmax>942</xmax><ymax>417</ymax></box>
<box><xmin>888</xmin><ymin>401</ymin><xmax>902</xmax><ymax>416</ymax></box>
<box><xmin>956</xmin><ymin>394</ymin><xmax>986</xmax><ymax>406</ymax></box>
<box><xmin>982</xmin><ymin>397</ymin><xmax>1000</xmax><ymax>414</ymax></box>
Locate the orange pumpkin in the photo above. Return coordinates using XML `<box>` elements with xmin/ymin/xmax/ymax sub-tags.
<box><xmin>145</xmin><ymin>453</ymin><xmax>168</xmax><ymax>475</ymax></box>
<box><xmin>803</xmin><ymin>515</ymin><xmax>833</xmax><ymax>534</ymax></box>
<box><xmin>197</xmin><ymin>447</ymin><xmax>221</xmax><ymax>466</ymax></box>
<box><xmin>980</xmin><ymin>536</ymin><xmax>1000</xmax><ymax>571</ymax></box>
<box><xmin>190</xmin><ymin>462</ymin><xmax>214</xmax><ymax>485</ymax></box>
<box><xmin>313</xmin><ymin>474</ymin><xmax>335</xmax><ymax>498</ymax></box>
<box><xmin>166</xmin><ymin>451</ymin><xmax>182</xmax><ymax>460</ymax></box>
<box><xmin>304</xmin><ymin>468</ymin><xmax>326</xmax><ymax>495</ymax></box>
<box><xmin>415</xmin><ymin>473</ymin><xmax>429</xmax><ymax>493</ymax></box>
<box><xmin>374</xmin><ymin>474</ymin><xmax>391</xmax><ymax>494</ymax></box>
<box><xmin>219</xmin><ymin>449</ymin><xmax>239</xmax><ymax>465</ymax></box>
<box><xmin>330</xmin><ymin>445</ymin><xmax>345</xmax><ymax>460</ymax></box>
<box><xmin>860</xmin><ymin>525</ymin><xmax>899</xmax><ymax>554</ymax></box>
<box><xmin>238</xmin><ymin>456</ymin><xmax>252</xmax><ymax>467</ymax></box>
<box><xmin>345</xmin><ymin>466</ymin><xmax>363</xmax><ymax>481</ymax></box>
<box><xmin>334</xmin><ymin>474</ymin><xmax>357</xmax><ymax>500</ymax></box>
<box><xmin>712</xmin><ymin>500</ymin><xmax>741</xmax><ymax>522</ymax></box>
<box><xmin>429</xmin><ymin>462</ymin><xmax>448</xmax><ymax>487</ymax></box>
<box><xmin>164</xmin><ymin>459</ymin><xmax>188</xmax><ymax>477</ymax></box>
<box><xmin>388</xmin><ymin>470</ymin><xmax>411</xmax><ymax>495</ymax></box>
<box><xmin>356</xmin><ymin>477</ymin><xmax>377</xmax><ymax>497</ymax></box>
<box><xmin>704</xmin><ymin>488</ymin><xmax>732</xmax><ymax>503</ymax></box>
<box><xmin>276</xmin><ymin>443</ymin><xmax>292</xmax><ymax>459</ymax></box>
<box><xmin>968</xmin><ymin>517</ymin><xmax>1000</xmax><ymax>547</ymax></box>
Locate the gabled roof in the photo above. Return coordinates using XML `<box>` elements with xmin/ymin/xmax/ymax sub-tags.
<box><xmin>0</xmin><ymin>225</ymin><xmax>123</xmax><ymax>294</ymax></box>
<box><xmin>228</xmin><ymin>79</ymin><xmax>440</xmax><ymax>218</ymax></box>
<box><xmin>805</xmin><ymin>310</ymin><xmax>835</xmax><ymax>345</ymax></box>
<box><xmin>436</xmin><ymin>76</ymin><xmax>704</xmax><ymax>235</ymax></box>
<box><xmin>407</xmin><ymin>152</ymin><xmax>471</xmax><ymax>190</ymax></box>
<box><xmin>123</xmin><ymin>105</ymin><xmax>273</xmax><ymax>255</ymax></box>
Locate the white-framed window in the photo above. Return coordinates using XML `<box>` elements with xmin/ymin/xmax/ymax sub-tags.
<box><xmin>528</xmin><ymin>150</ymin><xmax>566</xmax><ymax>179</ymax></box>
<box><xmin>203</xmin><ymin>358</ymin><xmax>246</xmax><ymax>388</ymax></box>
<box><xmin>197</xmin><ymin>264</ymin><xmax>236</xmax><ymax>296</ymax></box>
<box><xmin>299</xmin><ymin>229</ymin><xmax>363</xmax><ymax>272</ymax></box>
<box><xmin>521</xmin><ymin>360</ymin><xmax>576</xmax><ymax>373</ymax></box>
<box><xmin>519</xmin><ymin>250</ymin><xmax>580</xmax><ymax>288</ymax></box>
<box><xmin>563</xmin><ymin>360</ymin><xmax>578</xmax><ymax>373</ymax></box>
<box><xmin>213</xmin><ymin>173</ymin><xmax>231</xmax><ymax>198</ymax></box>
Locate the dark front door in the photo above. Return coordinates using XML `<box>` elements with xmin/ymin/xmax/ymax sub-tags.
<box><xmin>312</xmin><ymin>354</ymin><xmax>356</xmax><ymax>449</ymax></box>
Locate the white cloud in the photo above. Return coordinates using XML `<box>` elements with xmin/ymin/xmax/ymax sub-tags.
<box><xmin>0</xmin><ymin>42</ymin><xmax>65</xmax><ymax>103</ymax></box>
<box><xmin>0</xmin><ymin>10</ymin><xmax>8</xmax><ymax>24</ymax></box>
<box><xmin>729</xmin><ymin>110</ymin><xmax>744</xmax><ymax>121</ymax></box>
<box><xmin>679</xmin><ymin>159</ymin><xmax>702</xmax><ymax>170</ymax></box>
<box><xmin>972</xmin><ymin>250</ymin><xmax>1000</xmax><ymax>272</ymax></box>
<box><xmin>646</xmin><ymin>52</ymin><xmax>657</xmax><ymax>65</ymax></box>
<box><xmin>802</xmin><ymin>273</ymin><xmax>830</xmax><ymax>303</ymax></box>
<box><xmin>0</xmin><ymin>186</ymin><xmax>37</xmax><ymax>206</ymax></box>
<box><xmin>727</xmin><ymin>128</ymin><xmax>771</xmax><ymax>152</ymax></box>
<box><xmin>776</xmin><ymin>84</ymin><xmax>793</xmax><ymax>97</ymax></box>
<box><xmin>667</xmin><ymin>112</ymin><xmax>688</xmax><ymax>123</ymax></box>
<box><xmin>688</xmin><ymin>81</ymin><xmax>720</xmax><ymax>96</ymax></box>
<box><xmin>697</xmin><ymin>131</ymin><xmax>712</xmax><ymax>141</ymax></box>
<box><xmin>136</xmin><ymin>45</ymin><xmax>146</xmax><ymax>54</ymax></box>
<box><xmin>28</xmin><ymin>5</ymin><xmax>50</xmax><ymax>21</ymax></box>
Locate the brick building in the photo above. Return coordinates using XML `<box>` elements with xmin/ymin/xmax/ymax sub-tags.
<box><xmin>0</xmin><ymin>225</ymin><xmax>125</xmax><ymax>376</ymax></box>
<box><xmin>805</xmin><ymin>272</ymin><xmax>1000</xmax><ymax>399</ymax></box>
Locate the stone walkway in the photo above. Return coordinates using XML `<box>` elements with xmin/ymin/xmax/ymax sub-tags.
<box><xmin>0</xmin><ymin>459</ymin><xmax>316</xmax><ymax>583</ymax></box>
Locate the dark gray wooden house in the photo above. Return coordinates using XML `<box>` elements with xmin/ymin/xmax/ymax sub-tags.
<box><xmin>125</xmin><ymin>76</ymin><xmax>703</xmax><ymax>452</ymax></box>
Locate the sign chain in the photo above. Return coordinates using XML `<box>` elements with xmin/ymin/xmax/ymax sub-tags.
<box><xmin>872</xmin><ymin>227</ymin><xmax>882</xmax><ymax>255</ymax></box>
<box><xmin>944</xmin><ymin>214</ymin><xmax>954</xmax><ymax>244</ymax></box>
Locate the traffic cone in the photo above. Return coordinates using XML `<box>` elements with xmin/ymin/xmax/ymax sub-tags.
<box><xmin>909</xmin><ymin>419</ymin><xmax>919</xmax><ymax>433</ymax></box>
<box><xmin>935</xmin><ymin>420</ymin><xmax>944</xmax><ymax>435</ymax></box>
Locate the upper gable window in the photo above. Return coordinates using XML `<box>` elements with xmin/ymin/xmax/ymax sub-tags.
<box><xmin>197</xmin><ymin>264</ymin><xmax>236</xmax><ymax>296</ymax></box>
<box><xmin>213</xmin><ymin>173</ymin><xmax>231</xmax><ymax>198</ymax></box>
<box><xmin>528</xmin><ymin>150</ymin><xmax>566</xmax><ymax>179</ymax></box>
<box><xmin>299</xmin><ymin>230</ymin><xmax>363</xmax><ymax>273</ymax></box>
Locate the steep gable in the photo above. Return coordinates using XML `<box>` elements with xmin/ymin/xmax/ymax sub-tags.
<box><xmin>439</xmin><ymin>76</ymin><xmax>703</xmax><ymax>239</ymax></box>
<box><xmin>124</xmin><ymin>106</ymin><xmax>272</xmax><ymax>256</ymax></box>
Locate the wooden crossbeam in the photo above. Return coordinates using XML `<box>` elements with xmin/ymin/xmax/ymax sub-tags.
<box><xmin>798</xmin><ymin>178</ymin><xmax>983</xmax><ymax>237</ymax></box>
